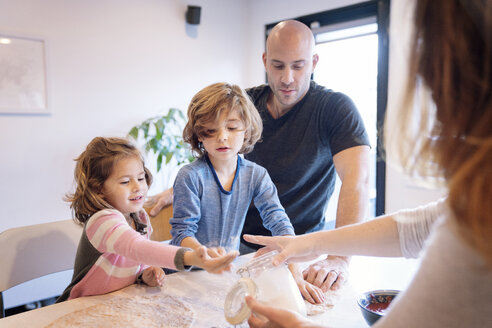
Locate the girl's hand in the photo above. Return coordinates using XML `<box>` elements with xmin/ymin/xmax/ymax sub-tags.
<box><xmin>141</xmin><ymin>266</ymin><xmax>165</xmax><ymax>287</ymax></box>
<box><xmin>184</xmin><ymin>246</ymin><xmax>238</xmax><ymax>274</ymax></box>
<box><xmin>245</xmin><ymin>296</ymin><xmax>321</xmax><ymax>328</ymax></box>
<box><xmin>206</xmin><ymin>246</ymin><xmax>227</xmax><ymax>258</ymax></box>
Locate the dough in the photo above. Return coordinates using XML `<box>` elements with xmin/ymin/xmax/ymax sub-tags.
<box><xmin>45</xmin><ymin>294</ymin><xmax>194</xmax><ymax>328</ymax></box>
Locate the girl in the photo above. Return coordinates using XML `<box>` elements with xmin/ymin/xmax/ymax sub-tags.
<box><xmin>170</xmin><ymin>83</ymin><xmax>325</xmax><ymax>303</ymax></box>
<box><xmin>57</xmin><ymin>137</ymin><xmax>237</xmax><ymax>302</ymax></box>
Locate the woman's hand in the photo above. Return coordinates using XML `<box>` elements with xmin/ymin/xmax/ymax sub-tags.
<box><xmin>243</xmin><ymin>234</ymin><xmax>320</xmax><ymax>265</ymax></box>
<box><xmin>141</xmin><ymin>266</ymin><xmax>165</xmax><ymax>287</ymax></box>
<box><xmin>246</xmin><ymin>296</ymin><xmax>322</xmax><ymax>328</ymax></box>
<box><xmin>184</xmin><ymin>246</ymin><xmax>238</xmax><ymax>274</ymax></box>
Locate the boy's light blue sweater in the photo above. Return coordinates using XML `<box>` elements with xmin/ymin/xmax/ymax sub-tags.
<box><xmin>170</xmin><ymin>155</ymin><xmax>295</xmax><ymax>250</ymax></box>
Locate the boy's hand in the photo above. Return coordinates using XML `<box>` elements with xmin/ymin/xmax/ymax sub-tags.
<box><xmin>294</xmin><ymin>277</ymin><xmax>325</xmax><ymax>304</ymax></box>
<box><xmin>289</xmin><ymin>263</ymin><xmax>325</xmax><ymax>304</ymax></box>
<box><xmin>184</xmin><ymin>246</ymin><xmax>238</xmax><ymax>274</ymax></box>
<box><xmin>142</xmin><ymin>266</ymin><xmax>165</xmax><ymax>287</ymax></box>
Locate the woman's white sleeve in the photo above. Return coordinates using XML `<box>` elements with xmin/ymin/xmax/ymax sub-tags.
<box><xmin>395</xmin><ymin>198</ymin><xmax>448</xmax><ymax>258</ymax></box>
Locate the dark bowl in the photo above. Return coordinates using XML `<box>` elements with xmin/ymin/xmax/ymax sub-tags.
<box><xmin>357</xmin><ymin>289</ymin><xmax>399</xmax><ymax>326</ymax></box>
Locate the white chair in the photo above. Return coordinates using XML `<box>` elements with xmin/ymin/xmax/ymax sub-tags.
<box><xmin>0</xmin><ymin>220</ymin><xmax>82</xmax><ymax>318</ymax></box>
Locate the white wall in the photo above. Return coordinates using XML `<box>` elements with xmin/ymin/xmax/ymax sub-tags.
<box><xmin>385</xmin><ymin>0</ymin><xmax>445</xmax><ymax>212</ymax></box>
<box><xmin>0</xmin><ymin>0</ymin><xmax>249</xmax><ymax>232</ymax></box>
<box><xmin>0</xmin><ymin>0</ymin><xmax>444</xmax><ymax>235</ymax></box>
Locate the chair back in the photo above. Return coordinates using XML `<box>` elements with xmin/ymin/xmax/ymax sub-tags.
<box><xmin>146</xmin><ymin>204</ymin><xmax>173</xmax><ymax>242</ymax></box>
<box><xmin>0</xmin><ymin>219</ymin><xmax>82</xmax><ymax>317</ymax></box>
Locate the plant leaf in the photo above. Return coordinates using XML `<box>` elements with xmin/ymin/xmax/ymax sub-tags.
<box><xmin>165</xmin><ymin>152</ymin><xmax>173</xmax><ymax>164</ymax></box>
<box><xmin>128</xmin><ymin>126</ymin><xmax>139</xmax><ymax>140</ymax></box>
<box><xmin>157</xmin><ymin>153</ymin><xmax>163</xmax><ymax>172</ymax></box>
<box><xmin>155</xmin><ymin>121</ymin><xmax>163</xmax><ymax>140</ymax></box>
<box><xmin>142</xmin><ymin>122</ymin><xmax>150</xmax><ymax>138</ymax></box>
<box><xmin>149</xmin><ymin>138</ymin><xmax>160</xmax><ymax>153</ymax></box>
<box><xmin>127</xmin><ymin>108</ymin><xmax>194</xmax><ymax>172</ymax></box>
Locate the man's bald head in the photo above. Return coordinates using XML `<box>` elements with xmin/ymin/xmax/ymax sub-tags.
<box><xmin>266</xmin><ymin>20</ymin><xmax>316</xmax><ymax>57</ymax></box>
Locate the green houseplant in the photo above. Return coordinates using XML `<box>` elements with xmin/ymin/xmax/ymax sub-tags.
<box><xmin>128</xmin><ymin>108</ymin><xmax>194</xmax><ymax>172</ymax></box>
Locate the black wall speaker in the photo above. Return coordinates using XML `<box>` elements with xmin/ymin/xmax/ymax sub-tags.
<box><xmin>186</xmin><ymin>6</ymin><xmax>201</xmax><ymax>25</ymax></box>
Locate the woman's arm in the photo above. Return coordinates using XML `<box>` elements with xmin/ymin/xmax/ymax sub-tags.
<box><xmin>245</xmin><ymin>199</ymin><xmax>447</xmax><ymax>265</ymax></box>
<box><xmin>244</xmin><ymin>214</ymin><xmax>401</xmax><ymax>265</ymax></box>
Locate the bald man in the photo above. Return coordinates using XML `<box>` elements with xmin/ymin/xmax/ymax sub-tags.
<box><xmin>240</xmin><ymin>20</ymin><xmax>371</xmax><ymax>295</ymax></box>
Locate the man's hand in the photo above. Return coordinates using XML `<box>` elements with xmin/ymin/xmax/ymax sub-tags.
<box><xmin>141</xmin><ymin>266</ymin><xmax>165</xmax><ymax>287</ymax></box>
<box><xmin>147</xmin><ymin>188</ymin><xmax>173</xmax><ymax>216</ymax></box>
<box><xmin>303</xmin><ymin>255</ymin><xmax>348</xmax><ymax>292</ymax></box>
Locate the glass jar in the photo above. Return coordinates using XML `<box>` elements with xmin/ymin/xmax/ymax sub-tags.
<box><xmin>224</xmin><ymin>250</ymin><xmax>307</xmax><ymax>325</ymax></box>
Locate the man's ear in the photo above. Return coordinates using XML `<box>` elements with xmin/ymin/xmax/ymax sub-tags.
<box><xmin>262</xmin><ymin>52</ymin><xmax>267</xmax><ymax>68</ymax></box>
<box><xmin>312</xmin><ymin>54</ymin><xmax>319</xmax><ymax>70</ymax></box>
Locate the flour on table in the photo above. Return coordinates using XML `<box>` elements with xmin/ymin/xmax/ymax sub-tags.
<box><xmin>305</xmin><ymin>300</ymin><xmax>334</xmax><ymax>315</ymax></box>
<box><xmin>45</xmin><ymin>294</ymin><xmax>194</xmax><ymax>328</ymax></box>
<box><xmin>305</xmin><ymin>290</ymin><xmax>340</xmax><ymax>316</ymax></box>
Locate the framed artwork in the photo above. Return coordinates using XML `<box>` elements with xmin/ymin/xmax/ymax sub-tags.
<box><xmin>0</xmin><ymin>34</ymin><xmax>48</xmax><ymax>114</ymax></box>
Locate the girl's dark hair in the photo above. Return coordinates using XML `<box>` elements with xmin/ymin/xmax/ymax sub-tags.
<box><xmin>65</xmin><ymin>137</ymin><xmax>152</xmax><ymax>224</ymax></box>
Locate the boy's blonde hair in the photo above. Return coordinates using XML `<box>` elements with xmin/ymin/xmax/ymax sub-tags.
<box><xmin>183</xmin><ymin>82</ymin><xmax>263</xmax><ymax>157</ymax></box>
<box><xmin>65</xmin><ymin>137</ymin><xmax>152</xmax><ymax>224</ymax></box>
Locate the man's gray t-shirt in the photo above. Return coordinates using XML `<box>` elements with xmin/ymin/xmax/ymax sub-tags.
<box><xmin>242</xmin><ymin>81</ymin><xmax>369</xmax><ymax>247</ymax></box>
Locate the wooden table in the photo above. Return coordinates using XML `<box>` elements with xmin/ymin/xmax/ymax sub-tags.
<box><xmin>0</xmin><ymin>255</ymin><xmax>368</xmax><ymax>327</ymax></box>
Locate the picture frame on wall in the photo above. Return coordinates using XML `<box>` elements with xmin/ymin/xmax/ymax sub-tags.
<box><xmin>0</xmin><ymin>34</ymin><xmax>48</xmax><ymax>114</ymax></box>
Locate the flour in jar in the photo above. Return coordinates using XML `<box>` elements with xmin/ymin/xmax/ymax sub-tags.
<box><xmin>225</xmin><ymin>251</ymin><xmax>307</xmax><ymax>325</ymax></box>
<box><xmin>254</xmin><ymin>265</ymin><xmax>307</xmax><ymax>316</ymax></box>
<box><xmin>44</xmin><ymin>294</ymin><xmax>194</xmax><ymax>328</ymax></box>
